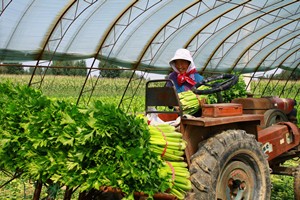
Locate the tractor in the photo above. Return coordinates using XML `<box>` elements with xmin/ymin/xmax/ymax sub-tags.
<box><xmin>145</xmin><ymin>74</ymin><xmax>299</xmax><ymax>200</ymax></box>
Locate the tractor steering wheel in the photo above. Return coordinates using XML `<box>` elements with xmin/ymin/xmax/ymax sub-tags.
<box><xmin>191</xmin><ymin>74</ymin><xmax>239</xmax><ymax>95</ymax></box>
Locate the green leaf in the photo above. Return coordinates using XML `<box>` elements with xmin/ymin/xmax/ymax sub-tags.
<box><xmin>60</xmin><ymin>112</ymin><xmax>75</xmax><ymax>125</ymax></box>
<box><xmin>51</xmin><ymin>174</ymin><xmax>62</xmax><ymax>183</ymax></box>
<box><xmin>57</xmin><ymin>134</ymin><xmax>74</xmax><ymax>146</ymax></box>
<box><xmin>83</xmin><ymin>130</ymin><xmax>94</xmax><ymax>141</ymax></box>
<box><xmin>66</xmin><ymin>161</ymin><xmax>78</xmax><ymax>170</ymax></box>
<box><xmin>86</xmin><ymin>113</ymin><xmax>96</xmax><ymax>128</ymax></box>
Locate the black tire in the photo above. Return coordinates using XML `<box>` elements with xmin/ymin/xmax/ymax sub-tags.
<box><xmin>187</xmin><ymin>130</ymin><xmax>271</xmax><ymax>200</ymax></box>
<box><xmin>294</xmin><ymin>165</ymin><xmax>300</xmax><ymax>200</ymax></box>
<box><xmin>264</xmin><ymin>109</ymin><xmax>288</xmax><ymax>127</ymax></box>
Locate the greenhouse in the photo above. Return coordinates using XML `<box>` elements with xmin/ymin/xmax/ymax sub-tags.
<box><xmin>0</xmin><ymin>0</ymin><xmax>299</xmax><ymax>108</ymax></box>
<box><xmin>0</xmin><ymin>0</ymin><xmax>300</xmax><ymax>199</ymax></box>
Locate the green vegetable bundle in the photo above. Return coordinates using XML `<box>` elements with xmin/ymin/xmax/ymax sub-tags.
<box><xmin>0</xmin><ymin>82</ymin><xmax>171</xmax><ymax>199</ymax></box>
<box><xmin>149</xmin><ymin>124</ymin><xmax>191</xmax><ymax>199</ymax></box>
<box><xmin>178</xmin><ymin>90</ymin><xmax>206</xmax><ymax>115</ymax></box>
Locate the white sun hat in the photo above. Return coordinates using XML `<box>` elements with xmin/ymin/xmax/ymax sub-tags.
<box><xmin>169</xmin><ymin>48</ymin><xmax>196</xmax><ymax>73</ymax></box>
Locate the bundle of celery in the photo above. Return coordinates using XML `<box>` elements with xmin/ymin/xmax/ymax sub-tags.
<box><xmin>149</xmin><ymin>124</ymin><xmax>191</xmax><ymax>199</ymax></box>
<box><xmin>178</xmin><ymin>90</ymin><xmax>206</xmax><ymax>115</ymax></box>
<box><xmin>160</xmin><ymin>161</ymin><xmax>192</xmax><ymax>200</ymax></box>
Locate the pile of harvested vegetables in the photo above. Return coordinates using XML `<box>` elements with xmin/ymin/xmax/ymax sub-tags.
<box><xmin>149</xmin><ymin>124</ymin><xmax>191</xmax><ymax>199</ymax></box>
<box><xmin>0</xmin><ymin>82</ymin><xmax>190</xmax><ymax>199</ymax></box>
<box><xmin>178</xmin><ymin>75</ymin><xmax>248</xmax><ymax>115</ymax></box>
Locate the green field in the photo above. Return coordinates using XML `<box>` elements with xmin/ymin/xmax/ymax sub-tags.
<box><xmin>0</xmin><ymin>74</ymin><xmax>299</xmax><ymax>199</ymax></box>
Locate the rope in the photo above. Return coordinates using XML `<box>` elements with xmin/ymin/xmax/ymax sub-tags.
<box><xmin>156</xmin><ymin>127</ymin><xmax>168</xmax><ymax>158</ymax></box>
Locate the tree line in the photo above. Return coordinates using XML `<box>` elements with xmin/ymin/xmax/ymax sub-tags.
<box><xmin>0</xmin><ymin>60</ymin><xmax>139</xmax><ymax>78</ymax></box>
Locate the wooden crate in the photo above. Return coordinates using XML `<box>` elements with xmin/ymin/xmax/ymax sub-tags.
<box><xmin>202</xmin><ymin>103</ymin><xmax>243</xmax><ymax>118</ymax></box>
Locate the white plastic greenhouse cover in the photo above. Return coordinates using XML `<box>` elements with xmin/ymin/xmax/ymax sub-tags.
<box><xmin>1</xmin><ymin>0</ymin><xmax>300</xmax><ymax>75</ymax></box>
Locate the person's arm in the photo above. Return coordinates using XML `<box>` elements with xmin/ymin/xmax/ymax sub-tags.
<box><xmin>166</xmin><ymin>72</ymin><xmax>186</xmax><ymax>93</ymax></box>
<box><xmin>166</xmin><ymin>72</ymin><xmax>177</xmax><ymax>87</ymax></box>
<box><xmin>166</xmin><ymin>74</ymin><xmax>173</xmax><ymax>87</ymax></box>
<box><xmin>194</xmin><ymin>73</ymin><xmax>204</xmax><ymax>83</ymax></box>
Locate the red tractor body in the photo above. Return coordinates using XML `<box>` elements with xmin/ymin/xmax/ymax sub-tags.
<box><xmin>145</xmin><ymin>79</ymin><xmax>300</xmax><ymax>199</ymax></box>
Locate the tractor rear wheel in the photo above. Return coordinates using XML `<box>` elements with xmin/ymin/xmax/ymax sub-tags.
<box><xmin>187</xmin><ymin>130</ymin><xmax>271</xmax><ymax>200</ymax></box>
<box><xmin>294</xmin><ymin>165</ymin><xmax>300</xmax><ymax>200</ymax></box>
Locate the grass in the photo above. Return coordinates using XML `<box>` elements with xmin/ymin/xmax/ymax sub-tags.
<box><xmin>251</xmin><ymin>79</ymin><xmax>300</xmax><ymax>123</ymax></box>
<box><xmin>0</xmin><ymin>74</ymin><xmax>146</xmax><ymax>113</ymax></box>
<box><xmin>270</xmin><ymin>160</ymin><xmax>299</xmax><ymax>200</ymax></box>
<box><xmin>0</xmin><ymin>173</ymin><xmax>79</xmax><ymax>199</ymax></box>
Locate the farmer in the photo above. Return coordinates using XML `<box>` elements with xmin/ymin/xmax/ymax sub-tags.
<box><xmin>166</xmin><ymin>48</ymin><xmax>204</xmax><ymax>117</ymax></box>
<box><xmin>166</xmin><ymin>48</ymin><xmax>203</xmax><ymax>92</ymax></box>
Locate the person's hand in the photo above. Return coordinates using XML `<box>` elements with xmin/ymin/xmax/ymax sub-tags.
<box><xmin>173</xmin><ymin>106</ymin><xmax>180</xmax><ymax>111</ymax></box>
